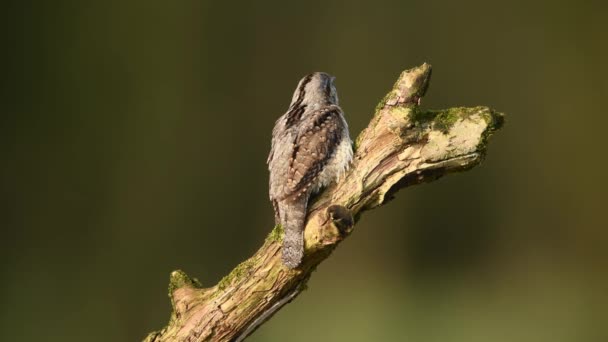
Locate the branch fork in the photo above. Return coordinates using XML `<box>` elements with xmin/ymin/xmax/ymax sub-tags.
<box><xmin>144</xmin><ymin>63</ymin><xmax>504</xmax><ymax>342</ymax></box>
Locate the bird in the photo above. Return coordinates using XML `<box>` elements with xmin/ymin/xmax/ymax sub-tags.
<box><xmin>268</xmin><ymin>72</ymin><xmax>353</xmax><ymax>269</ymax></box>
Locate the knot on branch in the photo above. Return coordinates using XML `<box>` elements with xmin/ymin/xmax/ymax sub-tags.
<box><xmin>327</xmin><ymin>204</ymin><xmax>354</xmax><ymax>235</ymax></box>
<box><xmin>167</xmin><ymin>270</ymin><xmax>209</xmax><ymax>325</ymax></box>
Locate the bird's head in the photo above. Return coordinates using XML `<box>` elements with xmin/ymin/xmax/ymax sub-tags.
<box><xmin>290</xmin><ymin>72</ymin><xmax>339</xmax><ymax>108</ymax></box>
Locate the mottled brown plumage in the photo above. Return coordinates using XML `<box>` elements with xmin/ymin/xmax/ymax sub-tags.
<box><xmin>268</xmin><ymin>72</ymin><xmax>352</xmax><ymax>268</ymax></box>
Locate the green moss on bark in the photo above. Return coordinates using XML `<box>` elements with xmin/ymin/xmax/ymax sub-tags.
<box><xmin>411</xmin><ymin>107</ymin><xmax>500</xmax><ymax>133</ymax></box>
<box><xmin>265</xmin><ymin>224</ymin><xmax>284</xmax><ymax>243</ymax></box>
<box><xmin>217</xmin><ymin>259</ymin><xmax>256</xmax><ymax>290</ymax></box>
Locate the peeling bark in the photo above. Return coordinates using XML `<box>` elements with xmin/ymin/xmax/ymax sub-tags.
<box><xmin>143</xmin><ymin>63</ymin><xmax>504</xmax><ymax>342</ymax></box>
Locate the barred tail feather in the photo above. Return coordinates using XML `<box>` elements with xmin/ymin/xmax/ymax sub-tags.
<box><xmin>279</xmin><ymin>199</ymin><xmax>307</xmax><ymax>269</ymax></box>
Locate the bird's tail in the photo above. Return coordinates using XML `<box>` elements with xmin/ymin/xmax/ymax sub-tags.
<box><xmin>279</xmin><ymin>199</ymin><xmax>307</xmax><ymax>269</ymax></box>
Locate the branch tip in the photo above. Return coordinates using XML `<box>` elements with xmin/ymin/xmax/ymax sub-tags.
<box><xmin>386</xmin><ymin>63</ymin><xmax>433</xmax><ymax>107</ymax></box>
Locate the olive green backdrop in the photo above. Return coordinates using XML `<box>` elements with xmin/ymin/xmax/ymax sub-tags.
<box><xmin>2</xmin><ymin>1</ymin><xmax>607</xmax><ymax>341</ymax></box>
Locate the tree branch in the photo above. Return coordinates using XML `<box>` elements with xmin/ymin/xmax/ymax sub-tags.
<box><xmin>143</xmin><ymin>63</ymin><xmax>504</xmax><ymax>342</ymax></box>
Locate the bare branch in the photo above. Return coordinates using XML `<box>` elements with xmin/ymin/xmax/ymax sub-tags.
<box><xmin>143</xmin><ymin>63</ymin><xmax>504</xmax><ymax>342</ymax></box>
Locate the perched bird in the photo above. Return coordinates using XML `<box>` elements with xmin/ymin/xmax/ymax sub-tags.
<box><xmin>268</xmin><ymin>72</ymin><xmax>353</xmax><ymax>269</ymax></box>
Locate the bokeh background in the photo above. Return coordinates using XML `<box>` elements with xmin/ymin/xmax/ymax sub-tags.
<box><xmin>2</xmin><ymin>1</ymin><xmax>607</xmax><ymax>341</ymax></box>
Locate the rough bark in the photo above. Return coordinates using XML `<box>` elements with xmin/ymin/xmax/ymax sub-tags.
<box><xmin>143</xmin><ymin>63</ymin><xmax>504</xmax><ymax>342</ymax></box>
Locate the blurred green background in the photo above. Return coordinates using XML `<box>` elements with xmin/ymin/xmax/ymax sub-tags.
<box><xmin>2</xmin><ymin>1</ymin><xmax>607</xmax><ymax>341</ymax></box>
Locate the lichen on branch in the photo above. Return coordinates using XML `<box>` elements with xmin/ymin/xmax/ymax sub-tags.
<box><xmin>144</xmin><ymin>63</ymin><xmax>504</xmax><ymax>342</ymax></box>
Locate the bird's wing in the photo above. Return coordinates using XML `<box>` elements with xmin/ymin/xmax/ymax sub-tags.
<box><xmin>285</xmin><ymin>106</ymin><xmax>346</xmax><ymax>198</ymax></box>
